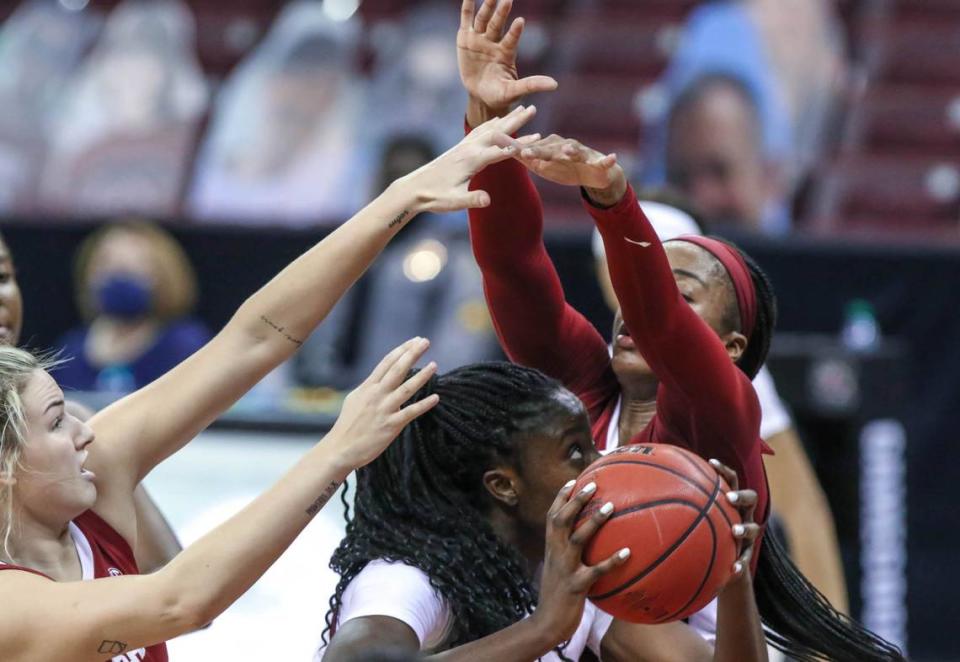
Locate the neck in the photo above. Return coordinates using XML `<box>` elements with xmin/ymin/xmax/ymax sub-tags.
<box><xmin>2</xmin><ymin>511</ymin><xmax>79</xmax><ymax>580</ymax></box>
<box><xmin>86</xmin><ymin>316</ymin><xmax>159</xmax><ymax>366</ymax></box>
<box><xmin>487</xmin><ymin>509</ymin><xmax>542</xmax><ymax>573</ymax></box>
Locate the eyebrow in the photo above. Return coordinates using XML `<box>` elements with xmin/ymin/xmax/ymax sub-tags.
<box><xmin>44</xmin><ymin>399</ymin><xmax>65</xmax><ymax>415</ymax></box>
<box><xmin>672</xmin><ymin>268</ymin><xmax>708</xmax><ymax>287</ymax></box>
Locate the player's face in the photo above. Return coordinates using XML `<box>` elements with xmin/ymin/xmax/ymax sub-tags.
<box><xmin>14</xmin><ymin>370</ymin><xmax>97</xmax><ymax>525</ymax></box>
<box><xmin>0</xmin><ymin>239</ymin><xmax>23</xmax><ymax>346</ymax></box>
<box><xmin>610</xmin><ymin>307</ymin><xmax>654</xmax><ymax>381</ymax></box>
<box><xmin>512</xmin><ymin>389</ymin><xmax>600</xmax><ymax>537</ymax></box>
<box><xmin>663</xmin><ymin>241</ymin><xmax>736</xmax><ymax>338</ymax></box>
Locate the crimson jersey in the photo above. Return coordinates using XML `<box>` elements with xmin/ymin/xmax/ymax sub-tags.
<box><xmin>0</xmin><ymin>510</ymin><xmax>169</xmax><ymax>661</ymax></box>
<box><xmin>468</xmin><ymin>159</ymin><xmax>770</xmax><ymax>570</ymax></box>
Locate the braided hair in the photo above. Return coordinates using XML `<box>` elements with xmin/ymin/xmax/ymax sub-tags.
<box><xmin>711</xmin><ymin>242</ymin><xmax>903</xmax><ymax>660</ymax></box>
<box><xmin>323</xmin><ymin>362</ymin><xmax>574</xmax><ymax>655</ymax></box>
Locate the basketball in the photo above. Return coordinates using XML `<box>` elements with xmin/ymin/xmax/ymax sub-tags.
<box><xmin>573</xmin><ymin>444</ymin><xmax>741</xmax><ymax>624</ymax></box>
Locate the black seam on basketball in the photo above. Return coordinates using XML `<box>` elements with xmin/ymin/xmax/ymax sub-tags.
<box><xmin>674</xmin><ymin>450</ymin><xmax>716</xmax><ymax>485</ymax></box>
<box><xmin>658</xmin><ymin>506</ymin><xmax>719</xmax><ymax>623</ymax></box>
<box><xmin>589</xmin><ymin>474</ymin><xmax>722</xmax><ymax>602</ymax></box>
<box><xmin>602</xmin><ymin>498</ymin><xmax>704</xmax><ymax>523</ymax></box>
<box><xmin>593</xmin><ymin>458</ymin><xmax>734</xmax><ymax>528</ymax></box>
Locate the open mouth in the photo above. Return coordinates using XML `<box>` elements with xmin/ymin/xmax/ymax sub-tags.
<box><xmin>79</xmin><ymin>454</ymin><xmax>96</xmax><ymax>481</ymax></box>
<box><xmin>614</xmin><ymin>324</ymin><xmax>636</xmax><ymax>350</ymax></box>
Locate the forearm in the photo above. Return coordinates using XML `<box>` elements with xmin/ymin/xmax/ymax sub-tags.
<box><xmin>427</xmin><ymin>617</ymin><xmax>557</xmax><ymax>661</ymax></box>
<box><xmin>713</xmin><ymin>573</ymin><xmax>768</xmax><ymax>662</ymax></box>
<box><xmin>230</xmin><ymin>183</ymin><xmax>416</xmax><ymax>365</ymax></box>
<box><xmin>157</xmin><ymin>439</ymin><xmax>352</xmax><ymax>627</ymax></box>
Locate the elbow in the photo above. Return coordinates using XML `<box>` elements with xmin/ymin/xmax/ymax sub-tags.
<box><xmin>151</xmin><ymin>574</ymin><xmax>221</xmax><ymax>635</ymax></box>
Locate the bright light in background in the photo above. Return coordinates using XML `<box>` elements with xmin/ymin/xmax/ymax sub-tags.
<box><xmin>403</xmin><ymin>239</ymin><xmax>448</xmax><ymax>283</ymax></box>
<box><xmin>322</xmin><ymin>0</ymin><xmax>360</xmax><ymax>22</ymax></box>
<box><xmin>58</xmin><ymin>0</ymin><xmax>89</xmax><ymax>11</ymax></box>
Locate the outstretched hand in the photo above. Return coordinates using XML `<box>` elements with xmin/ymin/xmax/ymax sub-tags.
<box><xmin>399</xmin><ymin>104</ymin><xmax>541</xmax><ymax>213</ymax></box>
<box><xmin>325</xmin><ymin>337</ymin><xmax>440</xmax><ymax>471</ymax></box>
<box><xmin>458</xmin><ymin>0</ymin><xmax>557</xmax><ymax>124</ymax></box>
<box><xmin>516</xmin><ymin>134</ymin><xmax>628</xmax><ymax>206</ymax></box>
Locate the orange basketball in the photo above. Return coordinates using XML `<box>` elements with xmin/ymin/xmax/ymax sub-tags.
<box><xmin>572</xmin><ymin>444</ymin><xmax>741</xmax><ymax>624</ymax></box>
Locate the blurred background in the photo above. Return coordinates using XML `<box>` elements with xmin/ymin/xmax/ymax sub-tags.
<box><xmin>0</xmin><ymin>0</ymin><xmax>957</xmax><ymax>659</ymax></box>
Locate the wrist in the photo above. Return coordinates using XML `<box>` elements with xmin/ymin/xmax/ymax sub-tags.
<box><xmin>584</xmin><ymin>167</ymin><xmax>628</xmax><ymax>209</ymax></box>
<box><xmin>312</xmin><ymin>433</ymin><xmax>359</xmax><ymax>480</ymax></box>
<box><xmin>525</xmin><ymin>611</ymin><xmax>564</xmax><ymax>655</ymax></box>
<box><xmin>383</xmin><ymin>176</ymin><xmax>425</xmax><ymax>222</ymax></box>
<box><xmin>466</xmin><ymin>95</ymin><xmax>510</xmax><ymax>128</ymax></box>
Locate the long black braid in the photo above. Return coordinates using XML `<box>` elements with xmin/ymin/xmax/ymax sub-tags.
<box><xmin>715</xmin><ymin>240</ymin><xmax>904</xmax><ymax>661</ymax></box>
<box><xmin>323</xmin><ymin>362</ymin><xmax>574</xmax><ymax>657</ymax></box>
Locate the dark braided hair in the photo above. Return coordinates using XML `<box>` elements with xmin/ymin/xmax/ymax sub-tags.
<box><xmin>323</xmin><ymin>362</ymin><xmax>575</xmax><ymax>657</ymax></box>
<box><xmin>706</xmin><ymin>241</ymin><xmax>903</xmax><ymax>660</ymax></box>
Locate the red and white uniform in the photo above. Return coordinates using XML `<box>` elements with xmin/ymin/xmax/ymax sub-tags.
<box><xmin>0</xmin><ymin>510</ymin><xmax>169</xmax><ymax>662</ymax></box>
<box><xmin>468</xmin><ymin>159</ymin><xmax>772</xmax><ymax>568</ymax></box>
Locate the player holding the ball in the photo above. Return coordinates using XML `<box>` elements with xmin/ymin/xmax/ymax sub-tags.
<box><xmin>320</xmin><ymin>362</ymin><xmax>768</xmax><ymax>661</ymax></box>
<box><xmin>457</xmin><ymin>1</ymin><xmax>904</xmax><ymax>661</ymax></box>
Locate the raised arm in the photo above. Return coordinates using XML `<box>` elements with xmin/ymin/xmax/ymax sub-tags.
<box><xmin>516</xmin><ymin>136</ymin><xmax>761</xmax><ymax>458</ymax></box>
<box><xmin>459</xmin><ymin>0</ymin><xmax>614</xmax><ymax>404</ymax></box>
<box><xmin>86</xmin><ymin>108</ymin><xmax>538</xmax><ymax>543</ymax></box>
<box><xmin>0</xmin><ymin>340</ymin><xmax>439</xmax><ymax>662</ymax></box>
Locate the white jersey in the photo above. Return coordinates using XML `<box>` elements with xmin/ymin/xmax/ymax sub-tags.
<box><xmin>320</xmin><ymin>559</ymin><xmax>612</xmax><ymax>660</ymax></box>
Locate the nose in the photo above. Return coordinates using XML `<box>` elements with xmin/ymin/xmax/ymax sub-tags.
<box><xmin>76</xmin><ymin>421</ymin><xmax>95</xmax><ymax>451</ymax></box>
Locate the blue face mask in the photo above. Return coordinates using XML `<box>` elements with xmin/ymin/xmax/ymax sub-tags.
<box><xmin>94</xmin><ymin>274</ymin><xmax>154</xmax><ymax>320</ymax></box>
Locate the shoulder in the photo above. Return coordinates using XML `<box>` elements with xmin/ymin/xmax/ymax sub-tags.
<box><xmin>338</xmin><ymin>560</ymin><xmax>450</xmax><ymax>649</ymax></box>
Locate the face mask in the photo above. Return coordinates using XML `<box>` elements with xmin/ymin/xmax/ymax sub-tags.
<box><xmin>94</xmin><ymin>274</ymin><xmax>154</xmax><ymax>320</ymax></box>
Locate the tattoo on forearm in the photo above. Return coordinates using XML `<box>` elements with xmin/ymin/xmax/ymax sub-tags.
<box><xmin>260</xmin><ymin>315</ymin><xmax>303</xmax><ymax>346</ymax></box>
<box><xmin>388</xmin><ymin>210</ymin><xmax>410</xmax><ymax>229</ymax></box>
<box><xmin>98</xmin><ymin>640</ymin><xmax>129</xmax><ymax>655</ymax></box>
<box><xmin>306</xmin><ymin>480</ymin><xmax>342</xmax><ymax>516</ymax></box>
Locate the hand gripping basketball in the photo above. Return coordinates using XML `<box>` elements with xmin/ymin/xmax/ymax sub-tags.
<box><xmin>570</xmin><ymin>444</ymin><xmax>744</xmax><ymax>624</ymax></box>
<box><xmin>709</xmin><ymin>458</ymin><xmax>760</xmax><ymax>579</ymax></box>
<box><xmin>530</xmin><ymin>480</ymin><xmax>631</xmax><ymax>644</ymax></box>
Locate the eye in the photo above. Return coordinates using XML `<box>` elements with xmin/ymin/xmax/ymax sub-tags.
<box><xmin>52</xmin><ymin>416</ymin><xmax>63</xmax><ymax>430</ymax></box>
<box><xmin>0</xmin><ymin>270</ymin><xmax>10</xmax><ymax>284</ymax></box>
<box><xmin>567</xmin><ymin>442</ymin><xmax>584</xmax><ymax>461</ymax></box>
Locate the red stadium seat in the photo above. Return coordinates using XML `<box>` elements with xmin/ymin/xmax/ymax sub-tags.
<box><xmin>547</xmin><ymin>74</ymin><xmax>643</xmax><ymax>154</ymax></box>
<box><xmin>812</xmin><ymin>156</ymin><xmax>960</xmax><ymax>231</ymax></box>
<box><xmin>560</xmin><ymin>18</ymin><xmax>680</xmax><ymax>79</ymax></box>
<box><xmin>873</xmin><ymin>21</ymin><xmax>960</xmax><ymax>86</ymax></box>
<box><xmin>855</xmin><ymin>86</ymin><xmax>960</xmax><ymax>157</ymax></box>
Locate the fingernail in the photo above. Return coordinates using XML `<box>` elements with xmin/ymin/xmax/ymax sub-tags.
<box><xmin>732</xmin><ymin>524</ymin><xmax>745</xmax><ymax>536</ymax></box>
<box><xmin>562</xmin><ymin>479</ymin><xmax>576</xmax><ymax>491</ymax></box>
<box><xmin>709</xmin><ymin>459</ymin><xmax>721</xmax><ymax>467</ymax></box>
<box><xmin>580</xmin><ymin>481</ymin><xmax>597</xmax><ymax>495</ymax></box>
<box><xmin>726</xmin><ymin>491</ymin><xmax>739</xmax><ymax>503</ymax></box>
<box><xmin>618</xmin><ymin>548</ymin><xmax>631</xmax><ymax>560</ymax></box>
<box><xmin>733</xmin><ymin>561</ymin><xmax>744</xmax><ymax>574</ymax></box>
<box><xmin>600</xmin><ymin>501</ymin><xmax>614</xmax><ymax>516</ymax></box>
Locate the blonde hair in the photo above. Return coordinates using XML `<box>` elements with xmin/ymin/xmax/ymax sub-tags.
<box><xmin>73</xmin><ymin>219</ymin><xmax>199</xmax><ymax>322</ymax></box>
<box><xmin>0</xmin><ymin>346</ymin><xmax>55</xmax><ymax>562</ymax></box>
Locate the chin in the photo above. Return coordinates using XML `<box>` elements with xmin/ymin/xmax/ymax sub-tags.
<box><xmin>611</xmin><ymin>350</ymin><xmax>653</xmax><ymax>381</ymax></box>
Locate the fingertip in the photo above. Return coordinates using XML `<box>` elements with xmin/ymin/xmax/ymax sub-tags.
<box><xmin>732</xmin><ymin>524</ymin><xmax>745</xmax><ymax>537</ymax></box>
<box><xmin>579</xmin><ymin>481</ymin><xmax>597</xmax><ymax>495</ymax></box>
<box><xmin>726</xmin><ymin>491</ymin><xmax>739</xmax><ymax>504</ymax></box>
<box><xmin>733</xmin><ymin>561</ymin><xmax>744</xmax><ymax>575</ymax></box>
<box><xmin>561</xmin><ymin>479</ymin><xmax>576</xmax><ymax>494</ymax></box>
<box><xmin>475</xmin><ymin>192</ymin><xmax>491</xmax><ymax>208</ymax></box>
<box><xmin>618</xmin><ymin>548</ymin><xmax>631</xmax><ymax>560</ymax></box>
<box><xmin>709</xmin><ymin>458</ymin><xmax>721</xmax><ymax>467</ymax></box>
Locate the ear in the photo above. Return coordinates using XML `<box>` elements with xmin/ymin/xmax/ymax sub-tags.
<box><xmin>722</xmin><ymin>330</ymin><xmax>748</xmax><ymax>364</ymax></box>
<box><xmin>482</xmin><ymin>467</ymin><xmax>521</xmax><ymax>508</ymax></box>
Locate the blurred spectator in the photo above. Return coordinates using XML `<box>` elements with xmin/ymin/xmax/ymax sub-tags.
<box><xmin>0</xmin><ymin>0</ymin><xmax>101</xmax><ymax>213</ymax></box>
<box><xmin>37</xmin><ymin>0</ymin><xmax>208</xmax><ymax>219</ymax></box>
<box><xmin>188</xmin><ymin>1</ymin><xmax>372</xmax><ymax>226</ymax></box>
<box><xmin>54</xmin><ymin>219</ymin><xmax>210</xmax><ymax>393</ymax></box>
<box><xmin>664</xmin><ymin>74</ymin><xmax>786</xmax><ymax>234</ymax></box>
<box><xmin>366</xmin><ymin>2</ymin><xmax>466</xmax><ymax>154</ymax></box>
<box><xmin>295</xmin><ymin>133</ymin><xmax>500</xmax><ymax>389</ymax></box>
<box><xmin>641</xmin><ymin>0</ymin><xmax>847</xmax><ymax>233</ymax></box>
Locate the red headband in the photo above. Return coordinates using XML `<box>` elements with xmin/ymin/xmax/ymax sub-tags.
<box><xmin>673</xmin><ymin>236</ymin><xmax>757</xmax><ymax>340</ymax></box>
